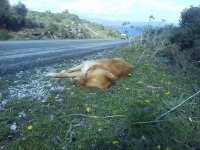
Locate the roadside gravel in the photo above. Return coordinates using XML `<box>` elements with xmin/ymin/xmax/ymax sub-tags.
<box><xmin>0</xmin><ymin>48</ymin><xmax>123</xmax><ymax>110</ymax></box>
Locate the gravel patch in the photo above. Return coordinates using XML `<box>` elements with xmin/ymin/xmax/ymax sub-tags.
<box><xmin>0</xmin><ymin>48</ymin><xmax>122</xmax><ymax>110</ymax></box>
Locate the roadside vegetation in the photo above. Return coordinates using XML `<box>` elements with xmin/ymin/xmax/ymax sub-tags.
<box><xmin>0</xmin><ymin>0</ymin><xmax>120</xmax><ymax>40</ymax></box>
<box><xmin>0</xmin><ymin>4</ymin><xmax>200</xmax><ymax>150</ymax></box>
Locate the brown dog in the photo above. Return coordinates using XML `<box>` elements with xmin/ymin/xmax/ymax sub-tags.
<box><xmin>46</xmin><ymin>58</ymin><xmax>131</xmax><ymax>89</ymax></box>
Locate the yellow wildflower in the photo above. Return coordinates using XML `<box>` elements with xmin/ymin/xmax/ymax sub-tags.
<box><xmin>125</xmin><ymin>88</ymin><xmax>130</xmax><ymax>91</ymax></box>
<box><xmin>112</xmin><ymin>141</ymin><xmax>119</xmax><ymax>145</ymax></box>
<box><xmin>92</xmin><ymin>115</ymin><xmax>97</xmax><ymax>119</ymax></box>
<box><xmin>164</xmin><ymin>92</ymin><xmax>170</xmax><ymax>95</ymax></box>
<box><xmin>165</xmin><ymin>147</ymin><xmax>171</xmax><ymax>150</ymax></box>
<box><xmin>157</xmin><ymin>145</ymin><xmax>161</xmax><ymax>150</ymax></box>
<box><xmin>198</xmin><ymin>60</ymin><xmax>200</xmax><ymax>63</ymax></box>
<box><xmin>145</xmin><ymin>99</ymin><xmax>151</xmax><ymax>103</ymax></box>
<box><xmin>86</xmin><ymin>107</ymin><xmax>91</xmax><ymax>112</ymax></box>
<box><xmin>27</xmin><ymin>125</ymin><xmax>33</xmax><ymax>130</ymax></box>
<box><xmin>138</xmin><ymin>81</ymin><xmax>143</xmax><ymax>84</ymax></box>
<box><xmin>128</xmin><ymin>73</ymin><xmax>131</xmax><ymax>76</ymax></box>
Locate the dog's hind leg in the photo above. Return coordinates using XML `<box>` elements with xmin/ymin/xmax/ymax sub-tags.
<box><xmin>102</xmin><ymin>70</ymin><xmax>116</xmax><ymax>82</ymax></box>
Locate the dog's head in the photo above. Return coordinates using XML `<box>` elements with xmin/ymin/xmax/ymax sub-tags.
<box><xmin>73</xmin><ymin>67</ymin><xmax>116</xmax><ymax>89</ymax></box>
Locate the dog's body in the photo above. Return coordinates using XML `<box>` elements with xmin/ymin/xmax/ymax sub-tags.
<box><xmin>46</xmin><ymin>58</ymin><xmax>131</xmax><ymax>89</ymax></box>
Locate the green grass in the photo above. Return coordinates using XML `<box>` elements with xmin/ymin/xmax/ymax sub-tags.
<box><xmin>0</xmin><ymin>45</ymin><xmax>200</xmax><ymax>150</ymax></box>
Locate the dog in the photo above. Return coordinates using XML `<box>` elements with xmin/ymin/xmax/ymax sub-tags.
<box><xmin>46</xmin><ymin>58</ymin><xmax>131</xmax><ymax>89</ymax></box>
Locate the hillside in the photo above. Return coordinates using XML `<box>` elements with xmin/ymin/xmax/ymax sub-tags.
<box><xmin>9</xmin><ymin>11</ymin><xmax>121</xmax><ymax>40</ymax></box>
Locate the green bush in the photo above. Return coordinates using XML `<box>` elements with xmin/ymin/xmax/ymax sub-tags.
<box><xmin>53</xmin><ymin>14</ymin><xmax>62</xmax><ymax>23</ymax></box>
<box><xmin>0</xmin><ymin>0</ymin><xmax>27</xmax><ymax>30</ymax></box>
<box><xmin>25</xmin><ymin>19</ymin><xmax>45</xmax><ymax>28</ymax></box>
<box><xmin>0</xmin><ymin>29</ymin><xmax>10</xmax><ymax>40</ymax></box>
<box><xmin>12</xmin><ymin>2</ymin><xmax>27</xmax><ymax>17</ymax></box>
<box><xmin>168</xmin><ymin>26</ymin><xmax>183</xmax><ymax>44</ymax></box>
<box><xmin>168</xmin><ymin>6</ymin><xmax>200</xmax><ymax>61</ymax></box>
<box><xmin>0</xmin><ymin>0</ymin><xmax>10</xmax><ymax>21</ymax></box>
<box><xmin>47</xmin><ymin>23</ymin><xmax>58</xmax><ymax>30</ymax></box>
<box><xmin>60</xmin><ymin>29</ymin><xmax>69</xmax><ymax>39</ymax></box>
<box><xmin>179</xmin><ymin>6</ymin><xmax>200</xmax><ymax>48</ymax></box>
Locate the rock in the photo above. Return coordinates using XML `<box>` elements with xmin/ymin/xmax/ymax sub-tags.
<box><xmin>10</xmin><ymin>122</ymin><xmax>17</xmax><ymax>131</ymax></box>
<box><xmin>53</xmin><ymin>35</ymin><xmax>58</xmax><ymax>39</ymax></box>
<box><xmin>32</xmin><ymin>32</ymin><xmax>41</xmax><ymax>36</ymax></box>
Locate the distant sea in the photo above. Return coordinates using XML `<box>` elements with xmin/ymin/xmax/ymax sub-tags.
<box><xmin>117</xmin><ymin>26</ymin><xmax>139</xmax><ymax>37</ymax></box>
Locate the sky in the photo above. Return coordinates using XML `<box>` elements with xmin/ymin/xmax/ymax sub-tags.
<box><xmin>9</xmin><ymin>0</ymin><xmax>200</xmax><ymax>25</ymax></box>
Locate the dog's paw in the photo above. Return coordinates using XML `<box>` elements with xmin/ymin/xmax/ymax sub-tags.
<box><xmin>60</xmin><ymin>70</ymin><xmax>67</xmax><ymax>73</ymax></box>
<box><xmin>45</xmin><ymin>73</ymin><xmax>55</xmax><ymax>77</ymax></box>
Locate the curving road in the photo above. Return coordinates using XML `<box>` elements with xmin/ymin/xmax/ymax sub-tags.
<box><xmin>0</xmin><ymin>39</ymin><xmax>128</xmax><ymax>75</ymax></box>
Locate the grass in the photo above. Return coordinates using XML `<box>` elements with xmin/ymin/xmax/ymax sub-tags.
<box><xmin>0</xmin><ymin>45</ymin><xmax>200</xmax><ymax>150</ymax></box>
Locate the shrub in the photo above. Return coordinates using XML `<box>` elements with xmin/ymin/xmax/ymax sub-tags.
<box><xmin>98</xmin><ymin>25</ymin><xmax>105</xmax><ymax>30</ymax></box>
<box><xmin>179</xmin><ymin>6</ymin><xmax>200</xmax><ymax>48</ymax></box>
<box><xmin>168</xmin><ymin>26</ymin><xmax>182</xmax><ymax>44</ymax></box>
<box><xmin>53</xmin><ymin>14</ymin><xmax>62</xmax><ymax>23</ymax></box>
<box><xmin>0</xmin><ymin>29</ymin><xmax>10</xmax><ymax>40</ymax></box>
<box><xmin>0</xmin><ymin>0</ymin><xmax>28</xmax><ymax>30</ymax></box>
<box><xmin>60</xmin><ymin>29</ymin><xmax>69</xmax><ymax>39</ymax></box>
<box><xmin>0</xmin><ymin>0</ymin><xmax>10</xmax><ymax>21</ymax></box>
<box><xmin>12</xmin><ymin>2</ymin><xmax>27</xmax><ymax>17</ymax></box>
<box><xmin>25</xmin><ymin>19</ymin><xmax>37</xmax><ymax>28</ymax></box>
<box><xmin>25</xmin><ymin>19</ymin><xmax>45</xmax><ymax>28</ymax></box>
<box><xmin>46</xmin><ymin>22</ymin><xmax>58</xmax><ymax>30</ymax></box>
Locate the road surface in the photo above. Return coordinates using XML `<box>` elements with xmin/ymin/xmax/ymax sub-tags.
<box><xmin>0</xmin><ymin>39</ymin><xmax>128</xmax><ymax>75</ymax></box>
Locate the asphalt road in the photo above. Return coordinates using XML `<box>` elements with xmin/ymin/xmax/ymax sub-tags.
<box><xmin>0</xmin><ymin>39</ymin><xmax>128</xmax><ymax>75</ymax></box>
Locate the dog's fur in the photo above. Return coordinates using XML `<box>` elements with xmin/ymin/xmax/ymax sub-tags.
<box><xmin>46</xmin><ymin>58</ymin><xmax>131</xmax><ymax>89</ymax></box>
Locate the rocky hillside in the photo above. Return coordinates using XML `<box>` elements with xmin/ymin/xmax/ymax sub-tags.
<box><xmin>10</xmin><ymin>11</ymin><xmax>120</xmax><ymax>40</ymax></box>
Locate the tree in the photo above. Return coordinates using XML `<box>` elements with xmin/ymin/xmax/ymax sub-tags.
<box><xmin>179</xmin><ymin>6</ymin><xmax>200</xmax><ymax>48</ymax></box>
<box><xmin>12</xmin><ymin>2</ymin><xmax>27</xmax><ymax>17</ymax></box>
<box><xmin>6</xmin><ymin>2</ymin><xmax>28</xmax><ymax>29</ymax></box>
<box><xmin>0</xmin><ymin>0</ymin><xmax>10</xmax><ymax>26</ymax></box>
<box><xmin>0</xmin><ymin>0</ymin><xmax>10</xmax><ymax>15</ymax></box>
<box><xmin>62</xmin><ymin>9</ymin><xmax>69</xmax><ymax>14</ymax></box>
<box><xmin>0</xmin><ymin>0</ymin><xmax>28</xmax><ymax>30</ymax></box>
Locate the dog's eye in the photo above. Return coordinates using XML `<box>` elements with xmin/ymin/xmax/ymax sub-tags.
<box><xmin>85</xmin><ymin>73</ymin><xmax>88</xmax><ymax>77</ymax></box>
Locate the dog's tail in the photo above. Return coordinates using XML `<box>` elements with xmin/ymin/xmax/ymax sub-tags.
<box><xmin>46</xmin><ymin>73</ymin><xmax>69</xmax><ymax>78</ymax></box>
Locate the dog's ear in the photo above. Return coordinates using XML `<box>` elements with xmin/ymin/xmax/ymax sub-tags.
<box><xmin>103</xmin><ymin>70</ymin><xmax>116</xmax><ymax>82</ymax></box>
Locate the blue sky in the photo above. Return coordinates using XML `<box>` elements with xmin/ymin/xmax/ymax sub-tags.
<box><xmin>10</xmin><ymin>0</ymin><xmax>200</xmax><ymax>25</ymax></box>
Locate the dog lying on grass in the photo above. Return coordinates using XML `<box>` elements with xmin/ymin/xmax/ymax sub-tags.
<box><xmin>46</xmin><ymin>58</ymin><xmax>131</xmax><ymax>89</ymax></box>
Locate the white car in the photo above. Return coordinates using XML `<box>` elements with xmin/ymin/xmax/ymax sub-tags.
<box><xmin>121</xmin><ymin>34</ymin><xmax>126</xmax><ymax>39</ymax></box>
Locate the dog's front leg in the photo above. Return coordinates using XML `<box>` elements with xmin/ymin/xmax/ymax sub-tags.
<box><xmin>46</xmin><ymin>70</ymin><xmax>82</xmax><ymax>78</ymax></box>
<box><xmin>66</xmin><ymin>71</ymin><xmax>82</xmax><ymax>77</ymax></box>
<box><xmin>64</xmin><ymin>63</ymin><xmax>84</xmax><ymax>73</ymax></box>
